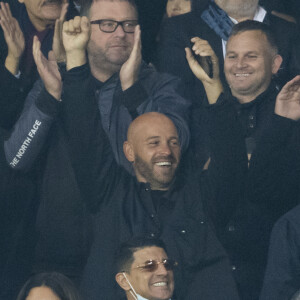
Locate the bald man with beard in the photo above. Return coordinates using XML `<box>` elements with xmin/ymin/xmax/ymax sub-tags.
<box><xmin>58</xmin><ymin>99</ymin><xmax>243</xmax><ymax>299</ymax></box>
<box><xmin>53</xmin><ymin>30</ymin><xmax>245</xmax><ymax>296</ymax></box>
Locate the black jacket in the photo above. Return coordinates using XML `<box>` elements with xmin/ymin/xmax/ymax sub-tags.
<box><xmin>260</xmin><ymin>203</ymin><xmax>300</xmax><ymax>300</ymax></box>
<box><xmin>61</xmin><ymin>64</ymin><xmax>245</xmax><ymax>300</ymax></box>
<box><xmin>201</xmin><ymin>85</ymin><xmax>300</xmax><ymax>300</ymax></box>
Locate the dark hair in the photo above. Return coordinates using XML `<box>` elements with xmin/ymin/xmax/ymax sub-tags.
<box><xmin>115</xmin><ymin>236</ymin><xmax>167</xmax><ymax>273</ymax></box>
<box><xmin>229</xmin><ymin>20</ymin><xmax>279</xmax><ymax>54</ymax></box>
<box><xmin>16</xmin><ymin>272</ymin><xmax>82</xmax><ymax>300</ymax></box>
<box><xmin>81</xmin><ymin>0</ymin><xmax>138</xmax><ymax>18</ymax></box>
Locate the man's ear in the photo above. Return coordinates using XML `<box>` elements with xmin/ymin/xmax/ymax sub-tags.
<box><xmin>115</xmin><ymin>273</ymin><xmax>131</xmax><ymax>291</ymax></box>
<box><xmin>123</xmin><ymin>141</ymin><xmax>135</xmax><ymax>163</ymax></box>
<box><xmin>272</xmin><ymin>54</ymin><xmax>283</xmax><ymax>75</ymax></box>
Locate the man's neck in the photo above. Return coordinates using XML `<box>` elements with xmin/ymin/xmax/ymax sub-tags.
<box><xmin>89</xmin><ymin>58</ymin><xmax>120</xmax><ymax>83</ymax></box>
<box><xmin>27</xmin><ymin>12</ymin><xmax>54</xmax><ymax>32</ymax></box>
<box><xmin>234</xmin><ymin>86</ymin><xmax>270</xmax><ymax>104</ymax></box>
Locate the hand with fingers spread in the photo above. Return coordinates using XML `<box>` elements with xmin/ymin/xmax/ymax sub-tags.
<box><xmin>275</xmin><ymin>75</ymin><xmax>300</xmax><ymax>121</ymax></box>
<box><xmin>62</xmin><ymin>16</ymin><xmax>91</xmax><ymax>70</ymax></box>
<box><xmin>119</xmin><ymin>25</ymin><xmax>142</xmax><ymax>91</ymax></box>
<box><xmin>52</xmin><ymin>0</ymin><xmax>69</xmax><ymax>63</ymax></box>
<box><xmin>33</xmin><ymin>36</ymin><xmax>62</xmax><ymax>101</ymax></box>
<box><xmin>0</xmin><ymin>1</ymin><xmax>25</xmax><ymax>75</ymax></box>
<box><xmin>185</xmin><ymin>37</ymin><xmax>223</xmax><ymax>104</ymax></box>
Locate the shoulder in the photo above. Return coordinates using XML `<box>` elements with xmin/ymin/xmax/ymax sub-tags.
<box><xmin>267</xmin><ymin>12</ymin><xmax>298</xmax><ymax>32</ymax></box>
<box><xmin>139</xmin><ymin>62</ymin><xmax>182</xmax><ymax>87</ymax></box>
<box><xmin>271</xmin><ymin>204</ymin><xmax>300</xmax><ymax>241</ymax></box>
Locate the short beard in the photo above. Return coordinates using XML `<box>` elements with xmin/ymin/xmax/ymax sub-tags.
<box><xmin>87</xmin><ymin>40</ymin><xmax>131</xmax><ymax>78</ymax></box>
<box><xmin>134</xmin><ymin>154</ymin><xmax>176</xmax><ymax>190</ymax></box>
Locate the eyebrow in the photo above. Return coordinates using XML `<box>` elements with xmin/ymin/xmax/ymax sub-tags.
<box><xmin>146</xmin><ymin>136</ymin><xmax>160</xmax><ymax>141</ymax></box>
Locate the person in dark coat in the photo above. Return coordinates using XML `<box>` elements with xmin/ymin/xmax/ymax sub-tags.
<box><xmin>2</xmin><ymin>0</ymin><xmax>190</xmax><ymax>297</ymax></box>
<box><xmin>115</xmin><ymin>237</ymin><xmax>176</xmax><ymax>300</ymax></box>
<box><xmin>186</xmin><ymin>19</ymin><xmax>300</xmax><ymax>299</ymax></box>
<box><xmin>29</xmin><ymin>9</ymin><xmax>248</xmax><ymax>298</ymax></box>
<box><xmin>0</xmin><ymin>1</ymin><xmax>77</xmax><ymax>299</ymax></box>
<box><xmin>0</xmin><ymin>0</ymin><xmax>77</xmax><ymax>129</ymax></box>
<box><xmin>157</xmin><ymin>0</ymin><xmax>300</xmax><ymax>105</ymax></box>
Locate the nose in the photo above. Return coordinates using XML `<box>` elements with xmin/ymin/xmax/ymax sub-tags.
<box><xmin>236</xmin><ymin>56</ymin><xmax>247</xmax><ymax>68</ymax></box>
<box><xmin>159</xmin><ymin>142</ymin><xmax>172</xmax><ymax>156</ymax></box>
<box><xmin>173</xmin><ymin>0</ymin><xmax>181</xmax><ymax>9</ymax></box>
<box><xmin>156</xmin><ymin>262</ymin><xmax>169</xmax><ymax>275</ymax></box>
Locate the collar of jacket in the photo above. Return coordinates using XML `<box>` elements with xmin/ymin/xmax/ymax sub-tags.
<box><xmin>231</xmin><ymin>80</ymin><xmax>279</xmax><ymax>110</ymax></box>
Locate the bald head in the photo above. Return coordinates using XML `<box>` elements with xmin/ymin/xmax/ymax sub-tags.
<box><xmin>127</xmin><ymin>112</ymin><xmax>177</xmax><ymax>144</ymax></box>
<box><xmin>124</xmin><ymin>112</ymin><xmax>180</xmax><ymax>190</ymax></box>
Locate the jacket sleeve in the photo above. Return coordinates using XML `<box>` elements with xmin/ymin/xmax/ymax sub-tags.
<box><xmin>61</xmin><ymin>64</ymin><xmax>122</xmax><ymax>212</ymax></box>
<box><xmin>203</xmin><ymin>94</ymin><xmax>248</xmax><ymax>230</ymax></box>
<box><xmin>260</xmin><ymin>212</ymin><xmax>300</xmax><ymax>300</ymax></box>
<box><xmin>4</xmin><ymin>80</ymin><xmax>60</xmax><ymax>171</ymax></box>
<box><xmin>0</xmin><ymin>63</ymin><xmax>27</xmax><ymax>130</ymax></box>
<box><xmin>180</xmin><ymin>173</ymin><xmax>240</xmax><ymax>300</ymax></box>
<box><xmin>247</xmin><ymin>114</ymin><xmax>300</xmax><ymax>223</ymax></box>
<box><xmin>187</xmin><ymin>222</ymin><xmax>241</xmax><ymax>300</ymax></box>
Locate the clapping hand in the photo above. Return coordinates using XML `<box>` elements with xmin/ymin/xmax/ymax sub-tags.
<box><xmin>120</xmin><ymin>25</ymin><xmax>141</xmax><ymax>91</ymax></box>
<box><xmin>275</xmin><ymin>75</ymin><xmax>300</xmax><ymax>121</ymax></box>
<box><xmin>33</xmin><ymin>36</ymin><xmax>62</xmax><ymax>101</ymax></box>
<box><xmin>0</xmin><ymin>2</ymin><xmax>25</xmax><ymax>75</ymax></box>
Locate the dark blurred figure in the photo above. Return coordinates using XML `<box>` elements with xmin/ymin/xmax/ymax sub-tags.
<box><xmin>0</xmin><ymin>0</ymin><xmax>77</xmax><ymax>129</ymax></box>
<box><xmin>16</xmin><ymin>272</ymin><xmax>82</xmax><ymax>300</ymax></box>
<box><xmin>0</xmin><ymin>1</ymin><xmax>77</xmax><ymax>300</ymax></box>
<box><xmin>260</xmin><ymin>0</ymin><xmax>300</xmax><ymax>28</ymax></box>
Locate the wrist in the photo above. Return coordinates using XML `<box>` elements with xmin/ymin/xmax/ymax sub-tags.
<box><xmin>46</xmin><ymin>84</ymin><xmax>62</xmax><ymax>101</ymax></box>
<box><xmin>66</xmin><ymin>50</ymin><xmax>87</xmax><ymax>71</ymax></box>
<box><xmin>5</xmin><ymin>55</ymin><xmax>20</xmax><ymax>75</ymax></box>
<box><xmin>203</xmin><ymin>79</ymin><xmax>223</xmax><ymax>104</ymax></box>
<box><xmin>121</xmin><ymin>79</ymin><xmax>135</xmax><ymax>91</ymax></box>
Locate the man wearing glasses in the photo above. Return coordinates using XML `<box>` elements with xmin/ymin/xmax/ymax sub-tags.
<box><xmin>9</xmin><ymin>0</ymin><xmax>239</xmax><ymax>299</ymax></box>
<box><xmin>3</xmin><ymin>0</ymin><xmax>190</xmax><ymax>294</ymax></box>
<box><xmin>72</xmin><ymin>0</ymin><xmax>190</xmax><ymax>172</ymax></box>
<box><xmin>115</xmin><ymin>237</ymin><xmax>176</xmax><ymax>300</ymax></box>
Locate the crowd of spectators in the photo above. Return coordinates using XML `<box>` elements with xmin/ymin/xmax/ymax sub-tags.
<box><xmin>0</xmin><ymin>0</ymin><xmax>300</xmax><ymax>300</ymax></box>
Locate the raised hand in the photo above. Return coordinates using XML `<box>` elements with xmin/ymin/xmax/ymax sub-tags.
<box><xmin>62</xmin><ymin>16</ymin><xmax>91</xmax><ymax>70</ymax></box>
<box><xmin>33</xmin><ymin>36</ymin><xmax>62</xmax><ymax>101</ymax></box>
<box><xmin>120</xmin><ymin>25</ymin><xmax>141</xmax><ymax>91</ymax></box>
<box><xmin>0</xmin><ymin>2</ymin><xmax>25</xmax><ymax>74</ymax></box>
<box><xmin>185</xmin><ymin>37</ymin><xmax>223</xmax><ymax>104</ymax></box>
<box><xmin>275</xmin><ymin>75</ymin><xmax>300</xmax><ymax>121</ymax></box>
<box><xmin>52</xmin><ymin>0</ymin><xmax>69</xmax><ymax>63</ymax></box>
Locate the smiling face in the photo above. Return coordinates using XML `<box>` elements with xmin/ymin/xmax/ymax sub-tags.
<box><xmin>25</xmin><ymin>286</ymin><xmax>60</xmax><ymax>300</ymax></box>
<box><xmin>124</xmin><ymin>113</ymin><xmax>180</xmax><ymax>191</ymax></box>
<box><xmin>166</xmin><ymin>0</ymin><xmax>191</xmax><ymax>18</ymax></box>
<box><xmin>18</xmin><ymin>0</ymin><xmax>63</xmax><ymax>31</ymax></box>
<box><xmin>87</xmin><ymin>0</ymin><xmax>137</xmax><ymax>80</ymax></box>
<box><xmin>127</xmin><ymin>247</ymin><xmax>174</xmax><ymax>300</ymax></box>
<box><xmin>224</xmin><ymin>30</ymin><xmax>282</xmax><ymax>103</ymax></box>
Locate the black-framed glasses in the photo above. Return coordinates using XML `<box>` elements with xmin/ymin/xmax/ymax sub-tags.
<box><xmin>90</xmin><ymin>19</ymin><xmax>138</xmax><ymax>33</ymax></box>
<box><xmin>133</xmin><ymin>259</ymin><xmax>178</xmax><ymax>272</ymax></box>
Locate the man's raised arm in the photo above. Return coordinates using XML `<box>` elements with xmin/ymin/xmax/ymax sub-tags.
<box><xmin>61</xmin><ymin>16</ymin><xmax>119</xmax><ymax>211</ymax></box>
